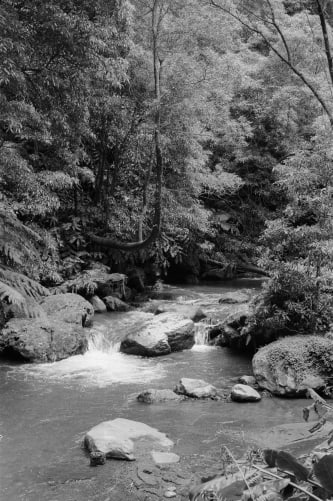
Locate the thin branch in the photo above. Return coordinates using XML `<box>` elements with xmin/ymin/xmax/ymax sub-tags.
<box><xmin>266</xmin><ymin>0</ymin><xmax>291</xmax><ymax>62</ymax></box>
<box><xmin>210</xmin><ymin>0</ymin><xmax>333</xmax><ymax>126</ymax></box>
<box><xmin>316</xmin><ymin>0</ymin><xmax>333</xmax><ymax>86</ymax></box>
<box><xmin>252</xmin><ymin>465</ymin><xmax>323</xmax><ymax>501</ymax></box>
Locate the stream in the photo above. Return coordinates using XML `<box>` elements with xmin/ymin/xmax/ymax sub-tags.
<box><xmin>0</xmin><ymin>280</ymin><xmax>318</xmax><ymax>501</ymax></box>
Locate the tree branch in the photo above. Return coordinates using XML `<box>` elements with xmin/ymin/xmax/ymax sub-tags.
<box><xmin>210</xmin><ymin>0</ymin><xmax>333</xmax><ymax>126</ymax></box>
<box><xmin>316</xmin><ymin>0</ymin><xmax>333</xmax><ymax>87</ymax></box>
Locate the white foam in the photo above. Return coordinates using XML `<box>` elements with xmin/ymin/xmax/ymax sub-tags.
<box><xmin>20</xmin><ymin>349</ymin><xmax>166</xmax><ymax>388</ymax></box>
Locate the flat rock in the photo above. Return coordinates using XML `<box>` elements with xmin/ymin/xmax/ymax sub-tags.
<box><xmin>84</xmin><ymin>418</ymin><xmax>173</xmax><ymax>461</ymax></box>
<box><xmin>230</xmin><ymin>384</ymin><xmax>261</xmax><ymax>402</ymax></box>
<box><xmin>137</xmin><ymin>389</ymin><xmax>184</xmax><ymax>404</ymax></box>
<box><xmin>40</xmin><ymin>293</ymin><xmax>94</xmax><ymax>327</ymax></box>
<box><xmin>164</xmin><ymin>491</ymin><xmax>177</xmax><ymax>498</ymax></box>
<box><xmin>151</xmin><ymin>451</ymin><xmax>180</xmax><ymax>465</ymax></box>
<box><xmin>174</xmin><ymin>378</ymin><xmax>217</xmax><ymax>399</ymax></box>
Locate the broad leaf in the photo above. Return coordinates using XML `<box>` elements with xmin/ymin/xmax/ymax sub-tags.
<box><xmin>263</xmin><ymin>450</ymin><xmax>309</xmax><ymax>481</ymax></box>
<box><xmin>314</xmin><ymin>455</ymin><xmax>333</xmax><ymax>494</ymax></box>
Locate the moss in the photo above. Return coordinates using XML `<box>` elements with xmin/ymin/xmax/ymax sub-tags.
<box><xmin>262</xmin><ymin>335</ymin><xmax>333</xmax><ymax>385</ymax></box>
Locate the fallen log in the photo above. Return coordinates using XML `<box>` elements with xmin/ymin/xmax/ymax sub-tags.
<box><xmin>203</xmin><ymin>258</ymin><xmax>269</xmax><ymax>278</ymax></box>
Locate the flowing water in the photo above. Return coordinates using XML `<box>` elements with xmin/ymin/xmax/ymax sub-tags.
<box><xmin>0</xmin><ymin>280</ymin><xmax>316</xmax><ymax>500</ymax></box>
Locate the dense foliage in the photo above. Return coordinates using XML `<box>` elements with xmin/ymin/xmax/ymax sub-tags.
<box><xmin>0</xmin><ymin>0</ymin><xmax>332</xmax><ymax>337</ymax></box>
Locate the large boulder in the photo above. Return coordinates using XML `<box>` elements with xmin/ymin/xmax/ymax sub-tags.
<box><xmin>40</xmin><ymin>293</ymin><xmax>94</xmax><ymax>327</ymax></box>
<box><xmin>120</xmin><ymin>329</ymin><xmax>170</xmax><ymax>357</ymax></box>
<box><xmin>174</xmin><ymin>378</ymin><xmax>217</xmax><ymax>399</ymax></box>
<box><xmin>252</xmin><ymin>335</ymin><xmax>333</xmax><ymax>396</ymax></box>
<box><xmin>230</xmin><ymin>384</ymin><xmax>261</xmax><ymax>402</ymax></box>
<box><xmin>0</xmin><ymin>317</ymin><xmax>87</xmax><ymax>362</ymax></box>
<box><xmin>137</xmin><ymin>389</ymin><xmax>184</xmax><ymax>404</ymax></box>
<box><xmin>84</xmin><ymin>418</ymin><xmax>173</xmax><ymax>461</ymax></box>
<box><xmin>120</xmin><ymin>314</ymin><xmax>195</xmax><ymax>357</ymax></box>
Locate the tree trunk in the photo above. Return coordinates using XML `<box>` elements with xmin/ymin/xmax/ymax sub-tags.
<box><xmin>89</xmin><ymin>0</ymin><xmax>163</xmax><ymax>251</ymax></box>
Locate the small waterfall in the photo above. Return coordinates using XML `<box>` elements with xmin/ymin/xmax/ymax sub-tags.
<box><xmin>194</xmin><ymin>321</ymin><xmax>211</xmax><ymax>345</ymax></box>
<box><xmin>88</xmin><ymin>331</ymin><xmax>121</xmax><ymax>354</ymax></box>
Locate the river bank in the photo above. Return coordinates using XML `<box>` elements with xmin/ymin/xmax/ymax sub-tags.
<box><xmin>0</xmin><ymin>281</ymin><xmax>329</xmax><ymax>501</ymax></box>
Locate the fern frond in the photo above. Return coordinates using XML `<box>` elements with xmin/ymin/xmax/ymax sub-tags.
<box><xmin>0</xmin><ymin>280</ymin><xmax>46</xmax><ymax>318</ymax></box>
<box><xmin>0</xmin><ymin>267</ymin><xmax>49</xmax><ymax>300</ymax></box>
<box><xmin>0</xmin><ymin>281</ymin><xmax>26</xmax><ymax>306</ymax></box>
<box><xmin>0</xmin><ymin>201</ymin><xmax>43</xmax><ymax>271</ymax></box>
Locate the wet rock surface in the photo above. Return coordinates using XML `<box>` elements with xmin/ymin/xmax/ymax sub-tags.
<box><xmin>120</xmin><ymin>314</ymin><xmax>195</xmax><ymax>357</ymax></box>
<box><xmin>40</xmin><ymin>293</ymin><xmax>94</xmax><ymax>327</ymax></box>
<box><xmin>174</xmin><ymin>378</ymin><xmax>217</xmax><ymax>399</ymax></box>
<box><xmin>0</xmin><ymin>317</ymin><xmax>88</xmax><ymax>362</ymax></box>
<box><xmin>230</xmin><ymin>384</ymin><xmax>261</xmax><ymax>402</ymax></box>
<box><xmin>137</xmin><ymin>389</ymin><xmax>184</xmax><ymax>404</ymax></box>
<box><xmin>84</xmin><ymin>418</ymin><xmax>173</xmax><ymax>461</ymax></box>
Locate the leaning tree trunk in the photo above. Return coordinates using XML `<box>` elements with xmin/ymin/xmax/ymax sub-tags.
<box><xmin>89</xmin><ymin>0</ymin><xmax>163</xmax><ymax>251</ymax></box>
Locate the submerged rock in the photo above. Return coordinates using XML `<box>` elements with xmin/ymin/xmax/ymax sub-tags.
<box><xmin>230</xmin><ymin>384</ymin><xmax>261</xmax><ymax>402</ymax></box>
<box><xmin>174</xmin><ymin>378</ymin><xmax>217</xmax><ymax>399</ymax></box>
<box><xmin>40</xmin><ymin>293</ymin><xmax>94</xmax><ymax>327</ymax></box>
<box><xmin>84</xmin><ymin>418</ymin><xmax>173</xmax><ymax>461</ymax></box>
<box><xmin>120</xmin><ymin>313</ymin><xmax>195</xmax><ymax>357</ymax></box>
<box><xmin>252</xmin><ymin>335</ymin><xmax>333</xmax><ymax>396</ymax></box>
<box><xmin>137</xmin><ymin>389</ymin><xmax>184</xmax><ymax>403</ymax></box>
<box><xmin>218</xmin><ymin>292</ymin><xmax>250</xmax><ymax>304</ymax></box>
<box><xmin>0</xmin><ymin>317</ymin><xmax>87</xmax><ymax>362</ymax></box>
<box><xmin>103</xmin><ymin>296</ymin><xmax>130</xmax><ymax>312</ymax></box>
<box><xmin>89</xmin><ymin>295</ymin><xmax>107</xmax><ymax>313</ymax></box>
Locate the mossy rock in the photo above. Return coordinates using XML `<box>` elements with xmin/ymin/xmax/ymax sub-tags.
<box><xmin>252</xmin><ymin>335</ymin><xmax>333</xmax><ymax>396</ymax></box>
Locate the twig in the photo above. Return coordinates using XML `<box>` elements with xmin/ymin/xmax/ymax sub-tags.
<box><xmin>252</xmin><ymin>464</ymin><xmax>324</xmax><ymax>501</ymax></box>
<box><xmin>223</xmin><ymin>446</ymin><xmax>254</xmax><ymax>499</ymax></box>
